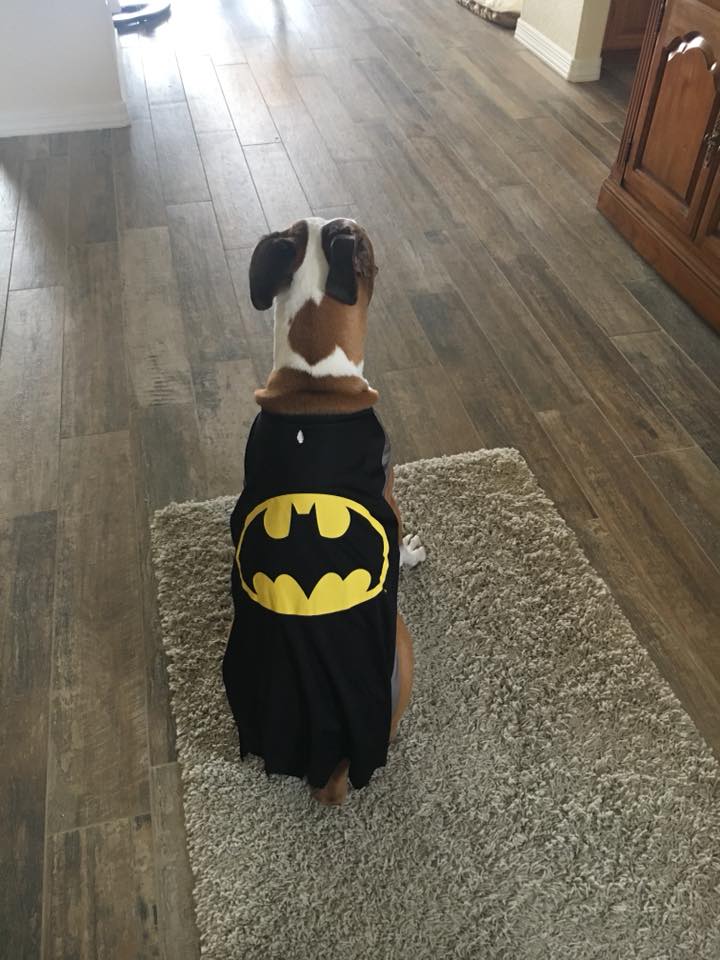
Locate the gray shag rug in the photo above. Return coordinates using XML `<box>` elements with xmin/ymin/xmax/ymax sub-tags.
<box><xmin>151</xmin><ymin>449</ymin><xmax>720</xmax><ymax>960</ymax></box>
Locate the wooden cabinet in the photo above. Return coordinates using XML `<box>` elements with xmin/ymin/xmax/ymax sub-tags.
<box><xmin>603</xmin><ymin>0</ymin><xmax>654</xmax><ymax>50</ymax></box>
<box><xmin>598</xmin><ymin>0</ymin><xmax>720</xmax><ymax>333</ymax></box>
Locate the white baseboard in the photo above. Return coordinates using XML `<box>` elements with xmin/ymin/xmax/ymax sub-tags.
<box><xmin>514</xmin><ymin>18</ymin><xmax>602</xmax><ymax>83</ymax></box>
<box><xmin>0</xmin><ymin>99</ymin><xmax>130</xmax><ymax>138</ymax></box>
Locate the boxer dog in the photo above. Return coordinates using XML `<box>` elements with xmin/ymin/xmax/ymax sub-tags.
<box><xmin>223</xmin><ymin>217</ymin><xmax>425</xmax><ymax>806</ymax></box>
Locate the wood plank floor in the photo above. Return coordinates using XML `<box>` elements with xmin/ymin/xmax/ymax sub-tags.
<box><xmin>2</xmin><ymin>1</ymin><xmax>720</xmax><ymax>954</ymax></box>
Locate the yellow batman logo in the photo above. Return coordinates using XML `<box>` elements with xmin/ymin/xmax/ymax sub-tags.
<box><xmin>236</xmin><ymin>493</ymin><xmax>389</xmax><ymax>616</ymax></box>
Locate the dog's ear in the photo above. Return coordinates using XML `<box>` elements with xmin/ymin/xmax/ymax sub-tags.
<box><xmin>249</xmin><ymin>223</ymin><xmax>308</xmax><ymax>310</ymax></box>
<box><xmin>325</xmin><ymin>233</ymin><xmax>358</xmax><ymax>306</ymax></box>
<box><xmin>248</xmin><ymin>235</ymin><xmax>297</xmax><ymax>311</ymax></box>
<box><xmin>322</xmin><ymin>219</ymin><xmax>377</xmax><ymax>305</ymax></box>
<box><xmin>354</xmin><ymin>228</ymin><xmax>377</xmax><ymax>302</ymax></box>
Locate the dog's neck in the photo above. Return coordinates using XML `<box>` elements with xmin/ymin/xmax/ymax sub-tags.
<box><xmin>255</xmin><ymin>367</ymin><xmax>378</xmax><ymax>415</ymax></box>
<box><xmin>256</xmin><ymin>294</ymin><xmax>375</xmax><ymax>415</ymax></box>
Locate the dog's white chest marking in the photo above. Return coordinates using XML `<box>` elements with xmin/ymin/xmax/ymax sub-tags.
<box><xmin>297</xmin><ymin>430</ymin><xmax>304</xmax><ymax>444</ymax></box>
<box><xmin>272</xmin><ymin>217</ymin><xmax>366</xmax><ymax>381</ymax></box>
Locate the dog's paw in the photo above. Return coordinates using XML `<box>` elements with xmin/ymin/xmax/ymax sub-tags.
<box><xmin>400</xmin><ymin>533</ymin><xmax>426</xmax><ymax>569</ymax></box>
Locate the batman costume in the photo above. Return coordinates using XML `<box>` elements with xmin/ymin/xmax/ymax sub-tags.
<box><xmin>223</xmin><ymin>408</ymin><xmax>400</xmax><ymax>790</ymax></box>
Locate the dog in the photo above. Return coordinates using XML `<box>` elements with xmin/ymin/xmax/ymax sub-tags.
<box><xmin>223</xmin><ymin>217</ymin><xmax>426</xmax><ymax>806</ymax></box>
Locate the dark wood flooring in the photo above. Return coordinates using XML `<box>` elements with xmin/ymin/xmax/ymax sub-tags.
<box><xmin>2</xmin><ymin>1</ymin><xmax>720</xmax><ymax>954</ymax></box>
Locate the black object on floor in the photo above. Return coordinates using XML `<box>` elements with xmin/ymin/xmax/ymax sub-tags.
<box><xmin>112</xmin><ymin>0</ymin><xmax>171</xmax><ymax>30</ymax></box>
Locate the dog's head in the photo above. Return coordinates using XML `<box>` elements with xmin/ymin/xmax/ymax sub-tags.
<box><xmin>249</xmin><ymin>217</ymin><xmax>377</xmax><ymax>312</ymax></box>
<box><xmin>249</xmin><ymin>217</ymin><xmax>377</xmax><ymax>377</ymax></box>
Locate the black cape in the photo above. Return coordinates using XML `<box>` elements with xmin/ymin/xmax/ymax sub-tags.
<box><xmin>223</xmin><ymin>408</ymin><xmax>399</xmax><ymax>789</ymax></box>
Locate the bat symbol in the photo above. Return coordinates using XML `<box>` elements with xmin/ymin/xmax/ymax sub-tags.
<box><xmin>236</xmin><ymin>493</ymin><xmax>389</xmax><ymax>617</ymax></box>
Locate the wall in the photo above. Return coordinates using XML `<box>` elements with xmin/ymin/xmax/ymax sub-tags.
<box><xmin>516</xmin><ymin>0</ymin><xmax>613</xmax><ymax>82</ymax></box>
<box><xmin>576</xmin><ymin>0</ymin><xmax>616</xmax><ymax>59</ymax></box>
<box><xmin>521</xmin><ymin>0</ymin><xmax>586</xmax><ymax>53</ymax></box>
<box><xmin>0</xmin><ymin>0</ymin><xmax>129</xmax><ymax>137</ymax></box>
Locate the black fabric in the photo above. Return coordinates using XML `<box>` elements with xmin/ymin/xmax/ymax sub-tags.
<box><xmin>223</xmin><ymin>408</ymin><xmax>399</xmax><ymax>789</ymax></box>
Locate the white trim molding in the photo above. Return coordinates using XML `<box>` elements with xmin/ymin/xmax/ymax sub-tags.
<box><xmin>514</xmin><ymin>18</ymin><xmax>602</xmax><ymax>83</ymax></box>
<box><xmin>0</xmin><ymin>99</ymin><xmax>130</xmax><ymax>137</ymax></box>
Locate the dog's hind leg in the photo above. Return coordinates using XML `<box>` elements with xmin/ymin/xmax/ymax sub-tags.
<box><xmin>312</xmin><ymin>759</ymin><xmax>350</xmax><ymax>806</ymax></box>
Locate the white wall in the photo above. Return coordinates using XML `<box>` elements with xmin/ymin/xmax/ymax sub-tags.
<box><xmin>516</xmin><ymin>0</ymin><xmax>613</xmax><ymax>82</ymax></box>
<box><xmin>521</xmin><ymin>0</ymin><xmax>585</xmax><ymax>53</ymax></box>
<box><xmin>0</xmin><ymin>0</ymin><xmax>129</xmax><ymax>137</ymax></box>
<box><xmin>576</xmin><ymin>0</ymin><xmax>615</xmax><ymax>60</ymax></box>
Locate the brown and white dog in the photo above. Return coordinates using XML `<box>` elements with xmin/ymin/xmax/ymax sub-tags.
<box><xmin>226</xmin><ymin>216</ymin><xmax>425</xmax><ymax>806</ymax></box>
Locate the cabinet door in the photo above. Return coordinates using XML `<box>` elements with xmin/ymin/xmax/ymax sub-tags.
<box><xmin>624</xmin><ymin>0</ymin><xmax>720</xmax><ymax>236</ymax></box>
<box><xmin>695</xmin><ymin>162</ymin><xmax>720</xmax><ymax>272</ymax></box>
